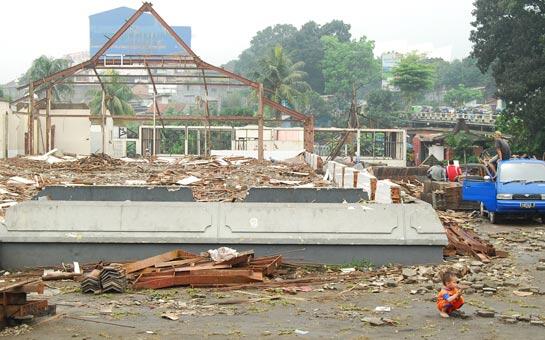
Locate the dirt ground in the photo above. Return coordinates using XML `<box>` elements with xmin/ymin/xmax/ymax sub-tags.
<box><xmin>1</xmin><ymin>216</ymin><xmax>545</xmax><ymax>339</ymax></box>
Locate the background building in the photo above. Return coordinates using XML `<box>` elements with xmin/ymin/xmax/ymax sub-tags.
<box><xmin>89</xmin><ymin>7</ymin><xmax>191</xmax><ymax>56</ymax></box>
<box><xmin>381</xmin><ymin>51</ymin><xmax>402</xmax><ymax>91</ymax></box>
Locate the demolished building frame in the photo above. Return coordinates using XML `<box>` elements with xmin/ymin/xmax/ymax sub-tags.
<box><xmin>13</xmin><ymin>2</ymin><xmax>315</xmax><ymax>160</ymax></box>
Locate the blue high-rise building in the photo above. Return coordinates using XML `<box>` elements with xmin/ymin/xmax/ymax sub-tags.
<box><xmin>89</xmin><ymin>7</ymin><xmax>191</xmax><ymax>56</ymax></box>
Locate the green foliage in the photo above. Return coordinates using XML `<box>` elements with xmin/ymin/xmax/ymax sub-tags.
<box><xmin>322</xmin><ymin>36</ymin><xmax>380</xmax><ymax>97</ymax></box>
<box><xmin>444</xmin><ymin>84</ymin><xmax>482</xmax><ymax>107</ymax></box>
<box><xmin>254</xmin><ymin>45</ymin><xmax>311</xmax><ymax>118</ymax></box>
<box><xmin>230</xmin><ymin>20</ymin><xmax>352</xmax><ymax>94</ymax></box>
<box><xmin>233</xmin><ymin>24</ymin><xmax>297</xmax><ymax>77</ymax></box>
<box><xmin>438</xmin><ymin>58</ymin><xmax>495</xmax><ymax>95</ymax></box>
<box><xmin>20</xmin><ymin>55</ymin><xmax>73</xmax><ymax>101</ymax></box>
<box><xmin>88</xmin><ymin>71</ymin><xmax>134</xmax><ymax>115</ymax></box>
<box><xmin>444</xmin><ymin>132</ymin><xmax>480</xmax><ymax>162</ymax></box>
<box><xmin>470</xmin><ymin>0</ymin><xmax>545</xmax><ymax>155</ymax></box>
<box><xmin>392</xmin><ymin>53</ymin><xmax>435</xmax><ymax>107</ymax></box>
<box><xmin>365</xmin><ymin>89</ymin><xmax>405</xmax><ymax>127</ymax></box>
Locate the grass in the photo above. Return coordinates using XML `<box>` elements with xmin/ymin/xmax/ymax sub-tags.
<box><xmin>328</xmin><ymin>258</ymin><xmax>374</xmax><ymax>271</ymax></box>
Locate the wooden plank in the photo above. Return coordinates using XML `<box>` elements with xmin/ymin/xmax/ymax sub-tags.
<box><xmin>124</xmin><ymin>249</ymin><xmax>196</xmax><ymax>274</ymax></box>
<box><xmin>174</xmin><ymin>264</ymin><xmax>231</xmax><ymax>272</ymax></box>
<box><xmin>0</xmin><ymin>279</ymin><xmax>39</xmax><ymax>293</ymax></box>
<box><xmin>133</xmin><ymin>270</ymin><xmax>263</xmax><ymax>289</ymax></box>
<box><xmin>154</xmin><ymin>257</ymin><xmax>206</xmax><ymax>268</ymax></box>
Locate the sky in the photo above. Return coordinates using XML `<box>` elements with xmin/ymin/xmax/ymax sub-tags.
<box><xmin>0</xmin><ymin>0</ymin><xmax>476</xmax><ymax>84</ymax></box>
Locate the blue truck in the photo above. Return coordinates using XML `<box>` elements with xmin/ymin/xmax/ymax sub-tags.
<box><xmin>462</xmin><ymin>159</ymin><xmax>545</xmax><ymax>224</ymax></box>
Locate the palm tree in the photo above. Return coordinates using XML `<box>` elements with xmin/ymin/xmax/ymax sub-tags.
<box><xmin>254</xmin><ymin>45</ymin><xmax>310</xmax><ymax>119</ymax></box>
<box><xmin>88</xmin><ymin>71</ymin><xmax>134</xmax><ymax>116</ymax></box>
<box><xmin>20</xmin><ymin>55</ymin><xmax>73</xmax><ymax>101</ymax></box>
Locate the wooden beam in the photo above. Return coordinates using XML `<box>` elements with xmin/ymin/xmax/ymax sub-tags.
<box><xmin>257</xmin><ymin>83</ymin><xmax>264</xmax><ymax>161</ymax></box>
<box><xmin>46</xmin><ymin>88</ymin><xmax>51</xmax><ymax>152</ymax></box>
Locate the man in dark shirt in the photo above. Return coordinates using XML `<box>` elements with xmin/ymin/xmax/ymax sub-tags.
<box><xmin>489</xmin><ymin>131</ymin><xmax>511</xmax><ymax>174</ymax></box>
<box><xmin>494</xmin><ymin>131</ymin><xmax>511</xmax><ymax>160</ymax></box>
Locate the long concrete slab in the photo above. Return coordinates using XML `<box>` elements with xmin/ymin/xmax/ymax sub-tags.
<box><xmin>245</xmin><ymin>187</ymin><xmax>369</xmax><ymax>203</ymax></box>
<box><xmin>0</xmin><ymin>200</ymin><xmax>447</xmax><ymax>268</ymax></box>
<box><xmin>34</xmin><ymin>185</ymin><xmax>195</xmax><ymax>202</ymax></box>
<box><xmin>34</xmin><ymin>186</ymin><xmax>369</xmax><ymax>203</ymax></box>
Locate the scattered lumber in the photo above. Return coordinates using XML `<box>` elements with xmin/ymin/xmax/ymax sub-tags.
<box><xmin>123</xmin><ymin>248</ymin><xmax>282</xmax><ymax>290</ymax></box>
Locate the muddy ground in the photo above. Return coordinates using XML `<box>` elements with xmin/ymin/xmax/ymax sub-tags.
<box><xmin>1</xmin><ymin>216</ymin><xmax>544</xmax><ymax>339</ymax></box>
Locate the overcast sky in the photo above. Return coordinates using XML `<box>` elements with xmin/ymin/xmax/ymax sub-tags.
<box><xmin>0</xmin><ymin>0</ymin><xmax>475</xmax><ymax>84</ymax></box>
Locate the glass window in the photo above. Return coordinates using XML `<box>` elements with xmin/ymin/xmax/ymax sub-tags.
<box><xmin>499</xmin><ymin>162</ymin><xmax>545</xmax><ymax>182</ymax></box>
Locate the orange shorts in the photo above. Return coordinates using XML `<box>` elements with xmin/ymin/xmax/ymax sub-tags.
<box><xmin>437</xmin><ymin>296</ymin><xmax>464</xmax><ymax>313</ymax></box>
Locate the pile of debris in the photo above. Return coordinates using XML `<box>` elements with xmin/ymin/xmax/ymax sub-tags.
<box><xmin>121</xmin><ymin>248</ymin><xmax>282</xmax><ymax>289</ymax></box>
<box><xmin>146</xmin><ymin>157</ymin><xmax>328</xmax><ymax>201</ymax></box>
<box><xmin>0</xmin><ymin>153</ymin><xmax>330</xmax><ymax>218</ymax></box>
<box><xmin>439</xmin><ymin>211</ymin><xmax>505</xmax><ymax>262</ymax></box>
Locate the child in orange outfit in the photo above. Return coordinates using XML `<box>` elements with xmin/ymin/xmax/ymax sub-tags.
<box><xmin>437</xmin><ymin>271</ymin><xmax>464</xmax><ymax>318</ymax></box>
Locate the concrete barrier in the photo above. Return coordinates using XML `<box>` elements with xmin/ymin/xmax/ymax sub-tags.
<box><xmin>0</xmin><ymin>200</ymin><xmax>447</xmax><ymax>267</ymax></box>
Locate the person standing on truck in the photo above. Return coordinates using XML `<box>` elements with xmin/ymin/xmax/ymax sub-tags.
<box><xmin>489</xmin><ymin>131</ymin><xmax>512</xmax><ymax>174</ymax></box>
<box><xmin>446</xmin><ymin>160</ymin><xmax>462</xmax><ymax>182</ymax></box>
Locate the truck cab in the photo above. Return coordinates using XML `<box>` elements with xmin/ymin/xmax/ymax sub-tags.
<box><xmin>462</xmin><ymin>159</ymin><xmax>545</xmax><ymax>223</ymax></box>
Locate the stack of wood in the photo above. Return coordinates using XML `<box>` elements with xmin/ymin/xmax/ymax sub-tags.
<box><xmin>432</xmin><ymin>185</ymin><xmax>479</xmax><ymax>210</ymax></box>
<box><xmin>123</xmin><ymin>249</ymin><xmax>282</xmax><ymax>290</ymax></box>
<box><xmin>0</xmin><ymin>279</ymin><xmax>56</xmax><ymax>329</ymax></box>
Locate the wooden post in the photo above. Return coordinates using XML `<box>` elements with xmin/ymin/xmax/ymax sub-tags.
<box><xmin>4</xmin><ymin>110</ymin><xmax>8</xmax><ymax>159</ymax></box>
<box><xmin>46</xmin><ymin>88</ymin><xmax>51</xmax><ymax>152</ymax></box>
<box><xmin>152</xmin><ymin>92</ymin><xmax>156</xmax><ymax>156</ymax></box>
<box><xmin>27</xmin><ymin>82</ymin><xmax>34</xmax><ymax>155</ymax></box>
<box><xmin>184</xmin><ymin>125</ymin><xmax>188</xmax><ymax>155</ymax></box>
<box><xmin>356</xmin><ymin>129</ymin><xmax>361</xmax><ymax>159</ymax></box>
<box><xmin>257</xmin><ymin>83</ymin><xmax>264</xmax><ymax>161</ymax></box>
<box><xmin>101</xmin><ymin>90</ymin><xmax>106</xmax><ymax>154</ymax></box>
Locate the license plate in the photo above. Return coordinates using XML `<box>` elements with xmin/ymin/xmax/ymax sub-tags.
<box><xmin>520</xmin><ymin>202</ymin><xmax>535</xmax><ymax>208</ymax></box>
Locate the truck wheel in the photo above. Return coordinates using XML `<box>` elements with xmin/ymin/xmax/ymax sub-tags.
<box><xmin>541</xmin><ymin>215</ymin><xmax>545</xmax><ymax>224</ymax></box>
<box><xmin>489</xmin><ymin>212</ymin><xmax>498</xmax><ymax>224</ymax></box>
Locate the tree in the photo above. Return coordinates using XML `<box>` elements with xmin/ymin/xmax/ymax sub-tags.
<box><xmin>286</xmin><ymin>20</ymin><xmax>352</xmax><ymax>93</ymax></box>
<box><xmin>20</xmin><ymin>55</ymin><xmax>73</xmax><ymax>101</ymax></box>
<box><xmin>434</xmin><ymin>57</ymin><xmax>495</xmax><ymax>97</ymax></box>
<box><xmin>254</xmin><ymin>45</ymin><xmax>311</xmax><ymax>119</ymax></box>
<box><xmin>230</xmin><ymin>20</ymin><xmax>353</xmax><ymax>94</ymax></box>
<box><xmin>88</xmin><ymin>71</ymin><xmax>134</xmax><ymax>115</ymax></box>
<box><xmin>470</xmin><ymin>0</ymin><xmax>545</xmax><ymax>155</ymax></box>
<box><xmin>320</xmin><ymin>20</ymin><xmax>352</xmax><ymax>42</ymax></box>
<box><xmin>322</xmin><ymin>36</ymin><xmax>380</xmax><ymax>126</ymax></box>
<box><xmin>391</xmin><ymin>53</ymin><xmax>435</xmax><ymax>108</ymax></box>
<box><xmin>444</xmin><ymin>132</ymin><xmax>482</xmax><ymax>163</ymax></box>
<box><xmin>365</xmin><ymin>89</ymin><xmax>404</xmax><ymax>127</ymax></box>
<box><xmin>285</xmin><ymin>21</ymin><xmax>326</xmax><ymax>93</ymax></box>
<box><xmin>232</xmin><ymin>24</ymin><xmax>298</xmax><ymax>77</ymax></box>
<box><xmin>444</xmin><ymin>84</ymin><xmax>482</xmax><ymax>107</ymax></box>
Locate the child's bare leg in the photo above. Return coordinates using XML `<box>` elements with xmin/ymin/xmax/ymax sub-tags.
<box><xmin>439</xmin><ymin>308</ymin><xmax>449</xmax><ymax>318</ymax></box>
